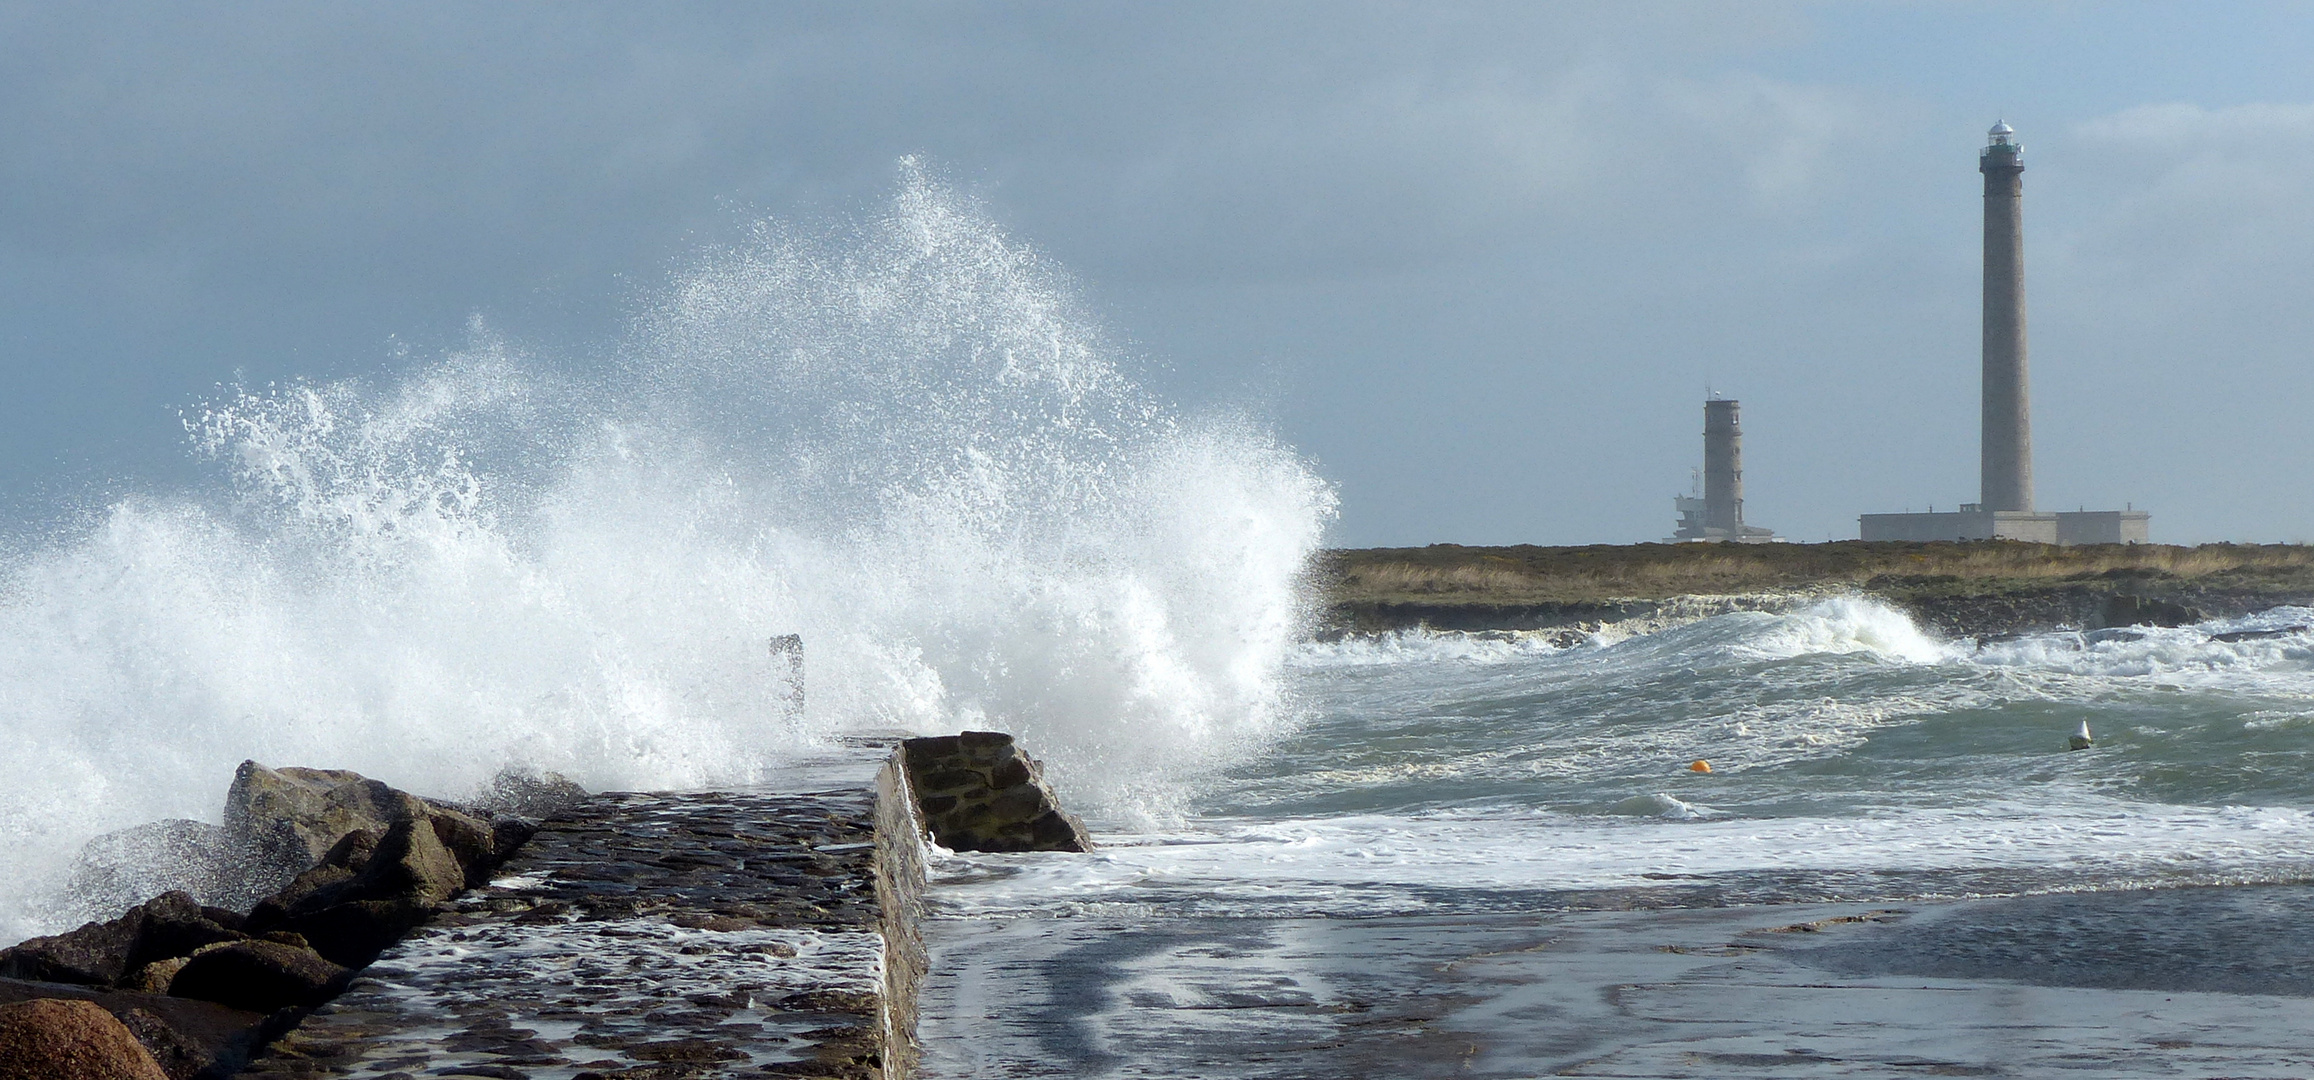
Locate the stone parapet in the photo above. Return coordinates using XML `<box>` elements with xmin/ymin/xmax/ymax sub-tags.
<box><xmin>873</xmin><ymin>757</ymin><xmax>929</xmax><ymax>1077</ymax></box>
<box><xmin>898</xmin><ymin>733</ymin><xmax>1093</xmax><ymax>853</ymax></box>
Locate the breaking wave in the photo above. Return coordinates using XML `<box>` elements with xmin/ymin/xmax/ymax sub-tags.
<box><xmin>0</xmin><ymin>163</ymin><xmax>1335</xmax><ymax>939</ymax></box>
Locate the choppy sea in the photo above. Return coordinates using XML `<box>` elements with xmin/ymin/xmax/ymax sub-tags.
<box><xmin>921</xmin><ymin>599</ymin><xmax>2314</xmax><ymax>1077</ymax></box>
<box><xmin>948</xmin><ymin>598</ymin><xmax>2314</xmax><ymax>918</ymax></box>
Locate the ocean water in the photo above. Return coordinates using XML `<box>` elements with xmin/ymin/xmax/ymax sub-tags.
<box><xmin>936</xmin><ymin>599</ymin><xmax>2314</xmax><ymax>922</ymax></box>
<box><xmin>918</xmin><ymin>603</ymin><xmax>2314</xmax><ymax>1077</ymax></box>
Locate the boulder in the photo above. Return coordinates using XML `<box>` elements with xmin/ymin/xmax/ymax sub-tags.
<box><xmin>0</xmin><ymin>979</ymin><xmax>274</xmax><ymax>1080</ymax></box>
<box><xmin>123</xmin><ymin>958</ymin><xmax>190</xmax><ymax>996</ymax></box>
<box><xmin>0</xmin><ymin>891</ymin><xmax>252</xmax><ymax>991</ymax></box>
<box><xmin>422</xmin><ymin>804</ymin><xmax>499</xmax><ymax>888</ymax></box>
<box><xmin>114</xmin><ymin>1007</ymin><xmax>209</xmax><ymax>1080</ymax></box>
<box><xmin>119</xmin><ymin>893</ymin><xmax>245</xmax><ymax>977</ymax></box>
<box><xmin>244</xmin><ymin>816</ymin><xmax>466</xmax><ymax>967</ymax></box>
<box><xmin>2096</xmin><ymin>593</ymin><xmax>2203</xmax><ymax>629</ymax></box>
<box><xmin>242</xmin><ymin>828</ymin><xmax>373</xmax><ymax>952</ymax></box>
<box><xmin>472</xmin><ymin>767</ymin><xmax>589</xmax><ymax>820</ymax></box>
<box><xmin>12</xmin><ymin>762</ymin><xmax>542</xmax><ymax>1015</ymax></box>
<box><xmin>899</xmin><ymin>732</ymin><xmax>1093</xmax><ymax>853</ymax></box>
<box><xmin>268</xmin><ymin>899</ymin><xmax>432</xmax><ymax>970</ymax></box>
<box><xmin>0</xmin><ymin>997</ymin><xmax>170</xmax><ymax>1080</ymax></box>
<box><xmin>226</xmin><ymin>761</ymin><xmax>539</xmax><ymax>899</ymax></box>
<box><xmin>353</xmin><ymin>814</ymin><xmax>468</xmax><ymax>909</ymax></box>
<box><xmin>316</xmin><ymin>826</ymin><xmax>381</xmax><ymax>874</ymax></box>
<box><xmin>0</xmin><ymin>906</ymin><xmax>147</xmax><ymax>987</ymax></box>
<box><xmin>222</xmin><ymin>762</ymin><xmax>431</xmax><ymax>893</ymax></box>
<box><xmin>490</xmin><ymin>816</ymin><xmax>540</xmax><ymax>865</ymax></box>
<box><xmin>65</xmin><ymin>820</ymin><xmax>248</xmax><ymax>916</ymax></box>
<box><xmin>165</xmin><ymin>941</ymin><xmax>346</xmax><ymax>1013</ymax></box>
<box><xmin>244</xmin><ymin>862</ymin><xmax>355</xmax><ymax>932</ymax></box>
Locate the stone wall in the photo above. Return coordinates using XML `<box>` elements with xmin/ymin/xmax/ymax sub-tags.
<box><xmin>898</xmin><ymin>732</ymin><xmax>1092</xmax><ymax>853</ymax></box>
<box><xmin>873</xmin><ymin>756</ymin><xmax>930</xmax><ymax>1078</ymax></box>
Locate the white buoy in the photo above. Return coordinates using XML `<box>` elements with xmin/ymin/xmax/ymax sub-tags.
<box><xmin>2068</xmin><ymin>720</ymin><xmax>2094</xmax><ymax>751</ymax></box>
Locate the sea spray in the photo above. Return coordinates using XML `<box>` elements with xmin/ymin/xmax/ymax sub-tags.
<box><xmin>0</xmin><ymin>165</ymin><xmax>1336</xmax><ymax>940</ymax></box>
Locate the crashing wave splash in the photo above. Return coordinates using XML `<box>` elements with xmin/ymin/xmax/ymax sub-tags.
<box><xmin>0</xmin><ymin>163</ymin><xmax>1335</xmax><ymax>940</ymax></box>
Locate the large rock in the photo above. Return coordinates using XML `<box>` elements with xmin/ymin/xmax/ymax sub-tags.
<box><xmin>113</xmin><ymin>1007</ymin><xmax>209</xmax><ymax>1080</ymax></box>
<box><xmin>244</xmin><ymin>815</ymin><xmax>466</xmax><ymax>968</ymax></box>
<box><xmin>65</xmin><ymin>820</ymin><xmax>249</xmax><ymax>916</ymax></box>
<box><xmin>0</xmin><ymin>979</ymin><xmax>274</xmax><ymax>1080</ymax></box>
<box><xmin>422</xmin><ymin>804</ymin><xmax>499</xmax><ymax>889</ymax></box>
<box><xmin>0</xmin><ymin>892</ymin><xmax>247</xmax><ymax>991</ymax></box>
<box><xmin>165</xmin><ymin>941</ymin><xmax>346</xmax><ymax>1013</ymax></box>
<box><xmin>0</xmin><ymin>997</ymin><xmax>170</xmax><ymax>1080</ymax></box>
<box><xmin>900</xmin><ymin>732</ymin><xmax>1093</xmax><ymax>853</ymax></box>
<box><xmin>222</xmin><ymin>762</ymin><xmax>431</xmax><ymax>893</ymax></box>
<box><xmin>351</xmin><ymin>814</ymin><xmax>468</xmax><ymax>909</ymax></box>
<box><xmin>118</xmin><ymin>893</ymin><xmax>244</xmax><ymax>977</ymax></box>
<box><xmin>0</xmin><ymin>764</ymin><xmax>561</xmax><ymax>1079</ymax></box>
<box><xmin>225</xmin><ymin>761</ymin><xmax>538</xmax><ymax>918</ymax></box>
<box><xmin>14</xmin><ymin>763</ymin><xmax>543</xmax><ymax>1010</ymax></box>
<box><xmin>2096</xmin><ymin>593</ymin><xmax>2203</xmax><ymax>629</ymax></box>
<box><xmin>123</xmin><ymin>959</ymin><xmax>191</xmax><ymax>996</ymax></box>
<box><xmin>0</xmin><ymin>907</ymin><xmax>147</xmax><ymax>987</ymax></box>
<box><xmin>64</xmin><ymin>761</ymin><xmax>540</xmax><ymax>926</ymax></box>
<box><xmin>472</xmin><ymin>767</ymin><xmax>589</xmax><ymax>820</ymax></box>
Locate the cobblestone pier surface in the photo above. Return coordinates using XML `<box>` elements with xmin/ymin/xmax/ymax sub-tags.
<box><xmin>238</xmin><ymin>750</ymin><xmax>924</xmax><ymax>1080</ymax></box>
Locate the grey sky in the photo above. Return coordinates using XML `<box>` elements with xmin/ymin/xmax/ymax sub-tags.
<box><xmin>5</xmin><ymin>1</ymin><xmax>2314</xmax><ymax>545</ymax></box>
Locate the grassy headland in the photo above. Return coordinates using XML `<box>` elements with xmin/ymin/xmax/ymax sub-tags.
<box><xmin>1319</xmin><ymin>541</ymin><xmax>2314</xmax><ymax>637</ymax></box>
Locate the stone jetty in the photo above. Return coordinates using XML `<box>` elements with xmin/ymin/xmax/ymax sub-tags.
<box><xmin>239</xmin><ymin>766</ymin><xmax>919</xmax><ymax>1079</ymax></box>
<box><xmin>0</xmin><ymin>727</ymin><xmax>1103</xmax><ymax>1080</ymax></box>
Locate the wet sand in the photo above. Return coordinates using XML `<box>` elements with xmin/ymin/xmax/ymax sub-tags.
<box><xmin>920</xmin><ymin>885</ymin><xmax>2314</xmax><ymax>1078</ymax></box>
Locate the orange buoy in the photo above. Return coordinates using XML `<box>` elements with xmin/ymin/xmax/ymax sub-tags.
<box><xmin>1689</xmin><ymin>760</ymin><xmax>1712</xmax><ymax>774</ymax></box>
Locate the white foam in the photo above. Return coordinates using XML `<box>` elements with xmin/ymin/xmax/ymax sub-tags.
<box><xmin>1971</xmin><ymin>626</ymin><xmax>2314</xmax><ymax>686</ymax></box>
<box><xmin>932</xmin><ymin>798</ymin><xmax>2314</xmax><ymax>918</ymax></box>
<box><xmin>1608</xmin><ymin>793</ymin><xmax>1722</xmax><ymax>819</ymax></box>
<box><xmin>1290</xmin><ymin>630</ymin><xmax>1563</xmax><ymax>668</ymax></box>
<box><xmin>1733</xmin><ymin>596</ymin><xmax>1954</xmax><ymax>663</ymax></box>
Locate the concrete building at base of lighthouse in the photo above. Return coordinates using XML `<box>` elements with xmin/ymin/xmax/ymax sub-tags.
<box><xmin>1859</xmin><ymin>121</ymin><xmax>2148</xmax><ymax>546</ymax></box>
<box><xmin>1858</xmin><ymin>506</ymin><xmax>2148</xmax><ymax>544</ymax></box>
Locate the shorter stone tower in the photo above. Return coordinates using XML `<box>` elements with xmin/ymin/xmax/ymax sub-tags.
<box><xmin>1671</xmin><ymin>398</ymin><xmax>1779</xmax><ymax>543</ymax></box>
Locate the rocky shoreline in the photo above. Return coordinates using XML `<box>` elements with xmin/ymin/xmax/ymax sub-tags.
<box><xmin>1319</xmin><ymin>542</ymin><xmax>2314</xmax><ymax>640</ymax></box>
<box><xmin>0</xmin><ymin>762</ymin><xmax>575</xmax><ymax>1079</ymax></box>
<box><xmin>1323</xmin><ymin>584</ymin><xmax>2314</xmax><ymax>642</ymax></box>
<box><xmin>236</xmin><ymin>784</ymin><xmax>904</xmax><ymax>1079</ymax></box>
<box><xmin>0</xmin><ymin>732</ymin><xmax>1093</xmax><ymax>1079</ymax></box>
